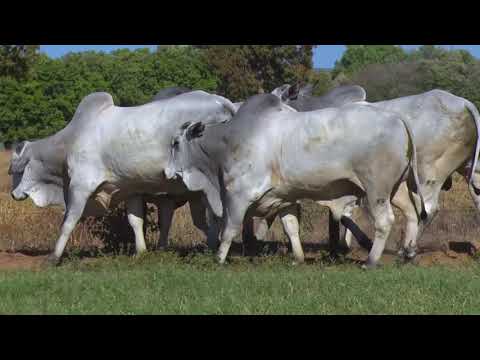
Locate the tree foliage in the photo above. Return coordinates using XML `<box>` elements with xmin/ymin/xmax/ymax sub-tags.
<box><xmin>194</xmin><ymin>45</ymin><xmax>315</xmax><ymax>101</ymax></box>
<box><xmin>331</xmin><ymin>45</ymin><xmax>480</xmax><ymax>109</ymax></box>
<box><xmin>0</xmin><ymin>45</ymin><xmax>40</xmax><ymax>80</ymax></box>
<box><xmin>333</xmin><ymin>45</ymin><xmax>407</xmax><ymax>77</ymax></box>
<box><xmin>3</xmin><ymin>44</ymin><xmax>480</xmax><ymax>144</ymax></box>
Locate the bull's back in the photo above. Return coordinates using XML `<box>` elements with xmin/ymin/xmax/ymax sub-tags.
<box><xmin>273</xmin><ymin>106</ymin><xmax>408</xmax><ymax>194</ymax></box>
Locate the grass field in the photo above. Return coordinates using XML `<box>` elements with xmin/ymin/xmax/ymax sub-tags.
<box><xmin>1</xmin><ymin>252</ymin><xmax>480</xmax><ymax>315</ymax></box>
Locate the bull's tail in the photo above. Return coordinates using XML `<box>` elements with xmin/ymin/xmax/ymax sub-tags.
<box><xmin>400</xmin><ymin>117</ymin><xmax>428</xmax><ymax>222</ymax></box>
<box><xmin>465</xmin><ymin>101</ymin><xmax>480</xmax><ymax>195</ymax></box>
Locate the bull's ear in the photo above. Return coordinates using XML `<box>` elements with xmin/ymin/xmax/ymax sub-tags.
<box><xmin>15</xmin><ymin>141</ymin><xmax>28</xmax><ymax>156</ymax></box>
<box><xmin>202</xmin><ymin>183</ymin><xmax>223</xmax><ymax>218</ymax></box>
<box><xmin>271</xmin><ymin>85</ymin><xmax>289</xmax><ymax>98</ymax></box>
<box><xmin>186</xmin><ymin>122</ymin><xmax>206</xmax><ymax>141</ymax></box>
<box><xmin>272</xmin><ymin>84</ymin><xmax>299</xmax><ymax>102</ymax></box>
<box><xmin>287</xmin><ymin>83</ymin><xmax>301</xmax><ymax>100</ymax></box>
<box><xmin>28</xmin><ymin>182</ymin><xmax>66</xmax><ymax>209</ymax></box>
<box><xmin>182</xmin><ymin>168</ymin><xmax>223</xmax><ymax>218</ymax></box>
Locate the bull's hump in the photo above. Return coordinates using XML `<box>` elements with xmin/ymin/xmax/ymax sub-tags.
<box><xmin>71</xmin><ymin>92</ymin><xmax>115</xmax><ymax>125</ymax></box>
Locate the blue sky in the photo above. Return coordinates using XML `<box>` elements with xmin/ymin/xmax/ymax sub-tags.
<box><xmin>40</xmin><ymin>45</ymin><xmax>480</xmax><ymax>69</ymax></box>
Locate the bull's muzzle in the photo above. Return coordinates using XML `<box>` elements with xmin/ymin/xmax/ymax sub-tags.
<box><xmin>164</xmin><ymin>167</ymin><xmax>178</xmax><ymax>180</ymax></box>
<box><xmin>11</xmin><ymin>189</ymin><xmax>28</xmax><ymax>201</ymax></box>
<box><xmin>165</xmin><ymin>161</ymin><xmax>180</xmax><ymax>180</ymax></box>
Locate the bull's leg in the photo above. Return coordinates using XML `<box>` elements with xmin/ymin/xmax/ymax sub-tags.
<box><xmin>189</xmin><ymin>197</ymin><xmax>220</xmax><ymax>250</ymax></box>
<box><xmin>157</xmin><ymin>198</ymin><xmax>175</xmax><ymax>249</ymax></box>
<box><xmin>468</xmin><ymin>173</ymin><xmax>480</xmax><ymax>211</ymax></box>
<box><xmin>47</xmin><ymin>182</ymin><xmax>97</xmax><ymax>265</ymax></box>
<box><xmin>364</xmin><ymin>198</ymin><xmax>395</xmax><ymax>269</ymax></box>
<box><xmin>126</xmin><ymin>196</ymin><xmax>148</xmax><ymax>254</ymax></box>
<box><xmin>206</xmin><ymin>208</ymin><xmax>221</xmax><ymax>251</ymax></box>
<box><xmin>391</xmin><ymin>182</ymin><xmax>422</xmax><ymax>259</ymax></box>
<box><xmin>189</xmin><ymin>197</ymin><xmax>208</xmax><ymax>235</ymax></box>
<box><xmin>217</xmin><ymin>200</ymin><xmax>250</xmax><ymax>264</ymax></box>
<box><xmin>465</xmin><ymin>168</ymin><xmax>480</xmax><ymax>212</ymax></box>
<box><xmin>406</xmin><ymin>181</ymin><xmax>442</xmax><ymax>257</ymax></box>
<box><xmin>254</xmin><ymin>216</ymin><xmax>276</xmax><ymax>241</ymax></box>
<box><xmin>341</xmin><ymin>213</ymin><xmax>355</xmax><ymax>252</ymax></box>
<box><xmin>279</xmin><ymin>205</ymin><xmax>304</xmax><ymax>264</ymax></box>
<box><xmin>329</xmin><ymin>199</ymin><xmax>372</xmax><ymax>253</ymax></box>
<box><xmin>334</xmin><ymin>205</ymin><xmax>357</xmax><ymax>254</ymax></box>
<box><xmin>241</xmin><ymin>214</ymin><xmax>276</xmax><ymax>257</ymax></box>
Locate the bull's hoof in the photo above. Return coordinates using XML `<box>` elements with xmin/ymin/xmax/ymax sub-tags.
<box><xmin>291</xmin><ymin>258</ymin><xmax>305</xmax><ymax>266</ymax></box>
<box><xmin>156</xmin><ymin>243</ymin><xmax>168</xmax><ymax>251</ymax></box>
<box><xmin>405</xmin><ymin>249</ymin><xmax>417</xmax><ymax>260</ymax></box>
<box><xmin>43</xmin><ymin>254</ymin><xmax>61</xmax><ymax>267</ymax></box>
<box><xmin>217</xmin><ymin>256</ymin><xmax>228</xmax><ymax>265</ymax></box>
<box><xmin>134</xmin><ymin>251</ymin><xmax>148</xmax><ymax>259</ymax></box>
<box><xmin>398</xmin><ymin>247</ymin><xmax>417</xmax><ymax>261</ymax></box>
<box><xmin>361</xmin><ymin>261</ymin><xmax>379</xmax><ymax>270</ymax></box>
<box><xmin>337</xmin><ymin>246</ymin><xmax>351</xmax><ymax>256</ymax></box>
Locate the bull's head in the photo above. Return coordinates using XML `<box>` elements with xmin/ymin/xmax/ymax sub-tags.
<box><xmin>165</xmin><ymin>121</ymin><xmax>223</xmax><ymax>218</ymax></box>
<box><xmin>9</xmin><ymin>141</ymin><xmax>65</xmax><ymax>208</ymax></box>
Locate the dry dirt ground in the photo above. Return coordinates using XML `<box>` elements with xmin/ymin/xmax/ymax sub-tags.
<box><xmin>1</xmin><ymin>240</ymin><xmax>478</xmax><ymax>271</ymax></box>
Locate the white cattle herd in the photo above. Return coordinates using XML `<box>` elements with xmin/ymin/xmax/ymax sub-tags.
<box><xmin>8</xmin><ymin>84</ymin><xmax>480</xmax><ymax>269</ymax></box>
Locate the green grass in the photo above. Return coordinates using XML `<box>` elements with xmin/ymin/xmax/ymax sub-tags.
<box><xmin>1</xmin><ymin>252</ymin><xmax>480</xmax><ymax>315</ymax></box>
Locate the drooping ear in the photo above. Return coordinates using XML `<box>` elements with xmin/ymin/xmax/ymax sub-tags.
<box><xmin>28</xmin><ymin>182</ymin><xmax>66</xmax><ymax>209</ymax></box>
<box><xmin>271</xmin><ymin>84</ymin><xmax>289</xmax><ymax>98</ymax></box>
<box><xmin>287</xmin><ymin>83</ymin><xmax>302</xmax><ymax>100</ymax></box>
<box><xmin>185</xmin><ymin>122</ymin><xmax>206</xmax><ymax>141</ymax></box>
<box><xmin>182</xmin><ymin>168</ymin><xmax>223</xmax><ymax>218</ymax></box>
<box><xmin>15</xmin><ymin>141</ymin><xmax>28</xmax><ymax>156</ymax></box>
<box><xmin>271</xmin><ymin>84</ymin><xmax>299</xmax><ymax>102</ymax></box>
<box><xmin>9</xmin><ymin>141</ymin><xmax>30</xmax><ymax>174</ymax></box>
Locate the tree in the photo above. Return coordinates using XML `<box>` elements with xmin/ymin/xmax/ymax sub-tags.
<box><xmin>195</xmin><ymin>45</ymin><xmax>315</xmax><ymax>101</ymax></box>
<box><xmin>305</xmin><ymin>69</ymin><xmax>334</xmax><ymax>96</ymax></box>
<box><xmin>0</xmin><ymin>45</ymin><xmax>40</xmax><ymax>79</ymax></box>
<box><xmin>333</xmin><ymin>45</ymin><xmax>407</xmax><ymax>77</ymax></box>
<box><xmin>347</xmin><ymin>62</ymin><xmax>425</xmax><ymax>101</ymax></box>
<box><xmin>343</xmin><ymin>47</ymin><xmax>480</xmax><ymax>106</ymax></box>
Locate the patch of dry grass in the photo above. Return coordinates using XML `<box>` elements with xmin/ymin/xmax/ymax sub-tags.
<box><xmin>0</xmin><ymin>150</ymin><xmax>12</xmax><ymax>193</ymax></box>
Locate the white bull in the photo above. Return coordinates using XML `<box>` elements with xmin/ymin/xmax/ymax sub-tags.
<box><xmin>257</xmin><ymin>86</ymin><xmax>480</xmax><ymax>261</ymax></box>
<box><xmin>165</xmin><ymin>93</ymin><xmax>427</xmax><ymax>268</ymax></box>
<box><xmin>9</xmin><ymin>90</ymin><xmax>236</xmax><ymax>265</ymax></box>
